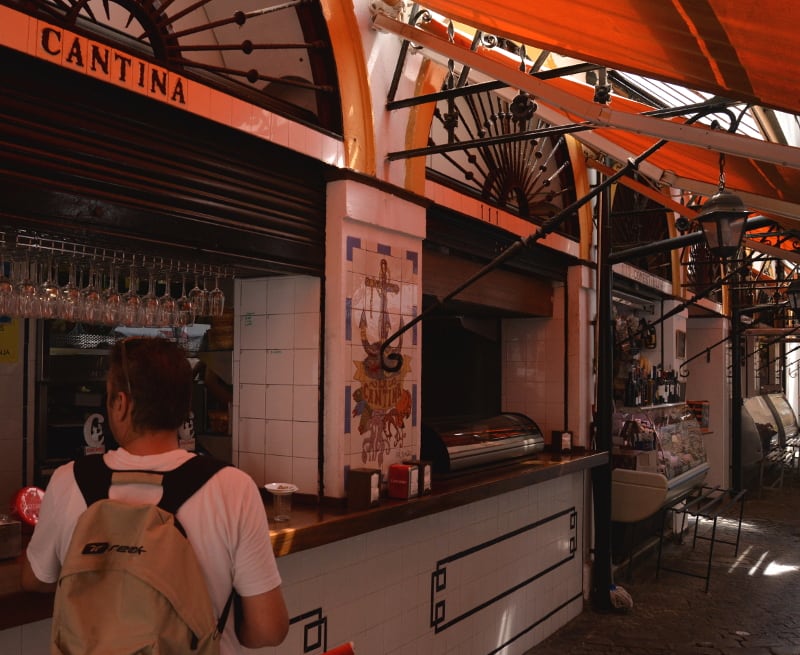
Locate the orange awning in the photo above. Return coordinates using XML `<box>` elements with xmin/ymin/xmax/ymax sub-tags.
<box><xmin>417</xmin><ymin>0</ymin><xmax>800</xmax><ymax>116</ymax></box>
<box><xmin>373</xmin><ymin>10</ymin><xmax>800</xmax><ymax>227</ymax></box>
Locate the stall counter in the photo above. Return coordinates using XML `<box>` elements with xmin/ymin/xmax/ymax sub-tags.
<box><xmin>0</xmin><ymin>449</ymin><xmax>606</xmax><ymax>632</ymax></box>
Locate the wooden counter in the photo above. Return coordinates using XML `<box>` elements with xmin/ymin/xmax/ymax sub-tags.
<box><xmin>0</xmin><ymin>449</ymin><xmax>607</xmax><ymax>631</ymax></box>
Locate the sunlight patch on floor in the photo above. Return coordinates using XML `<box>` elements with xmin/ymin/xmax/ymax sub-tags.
<box><xmin>727</xmin><ymin>545</ymin><xmax>752</xmax><ymax>572</ymax></box>
<box><xmin>748</xmin><ymin>551</ymin><xmax>769</xmax><ymax>576</ymax></box>
<box><xmin>762</xmin><ymin>560</ymin><xmax>800</xmax><ymax>576</ymax></box>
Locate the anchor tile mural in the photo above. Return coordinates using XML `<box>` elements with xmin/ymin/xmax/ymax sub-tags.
<box><xmin>345</xmin><ymin>241</ymin><xmax>418</xmax><ymax>468</ymax></box>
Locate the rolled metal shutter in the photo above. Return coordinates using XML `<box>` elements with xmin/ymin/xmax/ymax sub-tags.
<box><xmin>0</xmin><ymin>47</ymin><xmax>326</xmax><ymax>277</ymax></box>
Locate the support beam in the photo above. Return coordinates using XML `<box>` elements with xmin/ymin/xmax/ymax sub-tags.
<box><xmin>372</xmin><ymin>12</ymin><xmax>800</xmax><ymax>169</ymax></box>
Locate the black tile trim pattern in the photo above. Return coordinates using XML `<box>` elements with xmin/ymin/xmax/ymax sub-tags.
<box><xmin>430</xmin><ymin>507</ymin><xmax>579</xmax><ymax>634</ymax></box>
<box><xmin>290</xmin><ymin>607</ymin><xmax>328</xmax><ymax>654</ymax></box>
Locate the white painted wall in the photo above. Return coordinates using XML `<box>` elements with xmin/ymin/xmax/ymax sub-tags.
<box><xmin>684</xmin><ymin>316</ymin><xmax>731</xmax><ymax>488</ymax></box>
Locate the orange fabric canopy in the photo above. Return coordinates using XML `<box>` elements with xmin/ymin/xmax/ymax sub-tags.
<box><xmin>376</xmin><ymin>9</ymin><xmax>800</xmax><ymax>227</ymax></box>
<box><xmin>419</xmin><ymin>0</ymin><xmax>800</xmax><ymax>116</ymax></box>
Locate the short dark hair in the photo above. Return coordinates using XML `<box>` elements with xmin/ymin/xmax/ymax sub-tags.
<box><xmin>108</xmin><ymin>337</ymin><xmax>192</xmax><ymax>432</ymax></box>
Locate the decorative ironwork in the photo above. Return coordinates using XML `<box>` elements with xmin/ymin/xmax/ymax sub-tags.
<box><xmin>5</xmin><ymin>0</ymin><xmax>342</xmax><ymax>132</ymax></box>
<box><xmin>427</xmin><ymin>85</ymin><xmax>578</xmax><ymax>235</ymax></box>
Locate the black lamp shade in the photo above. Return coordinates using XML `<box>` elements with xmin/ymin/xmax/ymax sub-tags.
<box><xmin>696</xmin><ymin>189</ymin><xmax>750</xmax><ymax>258</ymax></box>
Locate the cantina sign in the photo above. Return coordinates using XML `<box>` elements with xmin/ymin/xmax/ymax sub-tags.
<box><xmin>36</xmin><ymin>22</ymin><xmax>188</xmax><ymax>106</ymax></box>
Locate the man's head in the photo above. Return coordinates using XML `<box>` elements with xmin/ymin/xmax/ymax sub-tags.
<box><xmin>106</xmin><ymin>337</ymin><xmax>192</xmax><ymax>444</ymax></box>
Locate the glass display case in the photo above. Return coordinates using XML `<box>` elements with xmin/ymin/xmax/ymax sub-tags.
<box><xmin>611</xmin><ymin>402</ymin><xmax>709</xmax><ymax>523</ymax></box>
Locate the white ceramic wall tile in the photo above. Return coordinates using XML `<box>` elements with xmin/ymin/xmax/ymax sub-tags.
<box><xmin>293</xmin><ymin>348</ymin><xmax>319</xmax><ymax>385</ymax></box>
<box><xmin>238</xmin><ymin>278</ymin><xmax>268</xmax><ymax>315</ymax></box>
<box><xmin>251</xmin><ymin>108</ymin><xmax>273</xmax><ymax>141</ymax></box>
<box><xmin>239</xmin><ymin>384</ymin><xmax>266</xmax><ymax>419</ymax></box>
<box><xmin>237</xmin><ymin>451</ymin><xmax>265</xmax><ymax>486</ymax></box>
<box><xmin>238</xmin><ymin>417</ymin><xmax>267</xmax><ymax>454</ymax></box>
<box><xmin>300</xmin><ymin>125</ymin><xmax>320</xmax><ymax>160</ymax></box>
<box><xmin>271</xmin><ymin>112</ymin><xmax>290</xmax><ymax>148</ymax></box>
<box><xmin>293</xmin><ymin>314</ymin><xmax>320</xmax><ymax>348</ymax></box>
<box><xmin>351</xmin><ymin>248</ymin><xmax>366</xmax><ymax>276</ymax></box>
<box><xmin>321</xmin><ymin>134</ymin><xmax>343</xmax><ymax>167</ymax></box>
<box><xmin>266</xmin><ymin>314</ymin><xmax>295</xmax><ymax>349</ymax></box>
<box><xmin>267</xmin><ymin>419</ymin><xmax>293</xmax><ymax>457</ymax></box>
<box><xmin>291</xmin><ymin>456</ymin><xmax>317</xmax><ymax>494</ymax></box>
<box><xmin>238</xmin><ymin>313</ymin><xmax>267</xmax><ymax>350</ymax></box>
<box><xmin>264</xmin><ymin>453</ymin><xmax>292</xmax><ymax>486</ymax></box>
<box><xmin>265</xmin><ymin>384</ymin><xmax>293</xmax><ymax>421</ymax></box>
<box><xmin>238</xmin><ymin>349</ymin><xmax>267</xmax><ymax>385</ymax></box>
<box><xmin>267</xmin><ymin>277</ymin><xmax>295</xmax><ymax>314</ymax></box>
<box><xmin>504</xmin><ymin>336</ymin><xmax>524</xmax><ymax>362</ymax></box>
<box><xmin>294</xmin><ymin>276</ymin><xmax>320</xmax><ymax>313</ymax></box>
<box><xmin>256</xmin><ymin>472</ymin><xmax>583</xmax><ymax>655</ymax></box>
<box><xmin>292</xmin><ymin>385</ymin><xmax>318</xmax><ymax>422</ymax></box>
<box><xmin>266</xmin><ymin>349</ymin><xmax>294</xmax><ymax>385</ymax></box>
<box><xmin>292</xmin><ymin>420</ymin><xmax>318</xmax><ymax>458</ymax></box>
<box><xmin>287</xmin><ymin>120</ymin><xmax>308</xmax><ymax>155</ymax></box>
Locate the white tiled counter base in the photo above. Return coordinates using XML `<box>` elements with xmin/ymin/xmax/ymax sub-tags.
<box><xmin>267</xmin><ymin>473</ymin><xmax>585</xmax><ymax>655</ymax></box>
<box><xmin>0</xmin><ymin>473</ymin><xmax>586</xmax><ymax>654</ymax></box>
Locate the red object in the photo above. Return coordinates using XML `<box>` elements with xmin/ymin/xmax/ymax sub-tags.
<box><xmin>322</xmin><ymin>643</ymin><xmax>354</xmax><ymax>655</ymax></box>
<box><xmin>388</xmin><ymin>463</ymin><xmax>419</xmax><ymax>499</ymax></box>
<box><xmin>14</xmin><ymin>486</ymin><xmax>45</xmax><ymax>526</ymax></box>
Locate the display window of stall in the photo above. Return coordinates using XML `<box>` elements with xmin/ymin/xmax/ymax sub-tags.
<box><xmin>28</xmin><ymin>259</ymin><xmax>235</xmax><ymax>486</ymax></box>
<box><xmin>612</xmin><ymin>296</ymin><xmax>683</xmax><ymax>409</ymax></box>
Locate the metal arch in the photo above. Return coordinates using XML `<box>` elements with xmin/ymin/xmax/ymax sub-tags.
<box><xmin>9</xmin><ymin>0</ymin><xmax>341</xmax><ymax>128</ymax></box>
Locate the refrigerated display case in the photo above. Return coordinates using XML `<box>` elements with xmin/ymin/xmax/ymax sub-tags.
<box><xmin>611</xmin><ymin>402</ymin><xmax>709</xmax><ymax>523</ymax></box>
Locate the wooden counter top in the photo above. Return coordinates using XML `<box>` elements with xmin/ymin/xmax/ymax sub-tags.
<box><xmin>268</xmin><ymin>450</ymin><xmax>607</xmax><ymax>555</ymax></box>
<box><xmin>0</xmin><ymin>449</ymin><xmax>607</xmax><ymax>631</ymax></box>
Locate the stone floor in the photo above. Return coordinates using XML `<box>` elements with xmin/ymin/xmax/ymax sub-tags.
<box><xmin>526</xmin><ymin>475</ymin><xmax>800</xmax><ymax>655</ymax></box>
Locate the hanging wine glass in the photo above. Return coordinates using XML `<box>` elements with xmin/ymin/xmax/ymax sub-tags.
<box><xmin>16</xmin><ymin>251</ymin><xmax>40</xmax><ymax>319</ymax></box>
<box><xmin>37</xmin><ymin>255</ymin><xmax>60</xmax><ymax>320</ymax></box>
<box><xmin>138</xmin><ymin>263</ymin><xmax>159</xmax><ymax>327</ymax></box>
<box><xmin>120</xmin><ymin>263</ymin><xmax>141</xmax><ymax>327</ymax></box>
<box><xmin>102</xmin><ymin>260</ymin><xmax>122</xmax><ymax>326</ymax></box>
<box><xmin>80</xmin><ymin>261</ymin><xmax>103</xmax><ymax>324</ymax></box>
<box><xmin>156</xmin><ymin>266</ymin><xmax>177</xmax><ymax>327</ymax></box>
<box><xmin>175</xmin><ymin>268</ymin><xmax>194</xmax><ymax>327</ymax></box>
<box><xmin>188</xmin><ymin>266</ymin><xmax>208</xmax><ymax>318</ymax></box>
<box><xmin>0</xmin><ymin>243</ymin><xmax>16</xmax><ymax>316</ymax></box>
<box><xmin>207</xmin><ymin>268</ymin><xmax>225</xmax><ymax>318</ymax></box>
<box><xmin>60</xmin><ymin>260</ymin><xmax>81</xmax><ymax>322</ymax></box>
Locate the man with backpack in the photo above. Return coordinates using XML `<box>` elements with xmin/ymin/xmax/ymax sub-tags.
<box><xmin>22</xmin><ymin>336</ymin><xmax>289</xmax><ymax>654</ymax></box>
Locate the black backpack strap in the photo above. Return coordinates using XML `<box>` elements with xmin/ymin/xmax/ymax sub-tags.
<box><xmin>159</xmin><ymin>455</ymin><xmax>229</xmax><ymax>514</ymax></box>
<box><xmin>73</xmin><ymin>454</ymin><xmax>114</xmax><ymax>506</ymax></box>
<box><xmin>73</xmin><ymin>453</ymin><xmax>228</xmax><ymax>512</ymax></box>
<box><xmin>159</xmin><ymin>455</ymin><xmax>234</xmax><ymax>635</ymax></box>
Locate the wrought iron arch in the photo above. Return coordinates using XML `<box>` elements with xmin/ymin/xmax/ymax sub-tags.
<box><xmin>7</xmin><ymin>0</ymin><xmax>342</xmax><ymax>132</ymax></box>
<box><xmin>426</xmin><ymin>86</ymin><xmax>579</xmax><ymax>237</ymax></box>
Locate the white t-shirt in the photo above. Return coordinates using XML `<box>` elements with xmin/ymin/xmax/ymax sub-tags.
<box><xmin>27</xmin><ymin>448</ymin><xmax>282</xmax><ymax>655</ymax></box>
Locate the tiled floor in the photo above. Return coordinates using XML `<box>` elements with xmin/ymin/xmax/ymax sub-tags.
<box><xmin>525</xmin><ymin>476</ymin><xmax>800</xmax><ymax>654</ymax></box>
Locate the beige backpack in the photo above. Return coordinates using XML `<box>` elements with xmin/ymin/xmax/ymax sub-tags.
<box><xmin>51</xmin><ymin>454</ymin><xmax>232</xmax><ymax>655</ymax></box>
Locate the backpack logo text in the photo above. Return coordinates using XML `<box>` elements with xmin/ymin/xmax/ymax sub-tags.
<box><xmin>81</xmin><ymin>542</ymin><xmax>146</xmax><ymax>555</ymax></box>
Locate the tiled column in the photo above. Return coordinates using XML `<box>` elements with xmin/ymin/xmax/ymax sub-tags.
<box><xmin>234</xmin><ymin>276</ymin><xmax>322</xmax><ymax>494</ymax></box>
<box><xmin>324</xmin><ymin>179</ymin><xmax>426</xmax><ymax>498</ymax></box>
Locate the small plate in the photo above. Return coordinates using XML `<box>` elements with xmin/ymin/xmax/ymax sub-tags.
<box><xmin>265</xmin><ymin>483</ymin><xmax>298</xmax><ymax>495</ymax></box>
